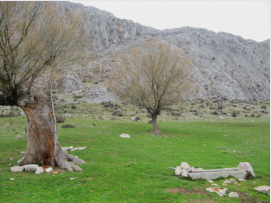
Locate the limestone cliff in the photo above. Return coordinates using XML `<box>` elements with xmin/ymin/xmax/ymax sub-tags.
<box><xmin>51</xmin><ymin>1</ymin><xmax>269</xmax><ymax>101</ymax></box>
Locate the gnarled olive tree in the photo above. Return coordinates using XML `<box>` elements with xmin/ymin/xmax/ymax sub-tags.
<box><xmin>110</xmin><ymin>38</ymin><xmax>194</xmax><ymax>135</ymax></box>
<box><xmin>0</xmin><ymin>2</ymin><xmax>88</xmax><ymax>171</ymax></box>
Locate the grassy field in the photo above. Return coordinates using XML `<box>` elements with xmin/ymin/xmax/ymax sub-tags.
<box><xmin>0</xmin><ymin>102</ymin><xmax>270</xmax><ymax>203</ymax></box>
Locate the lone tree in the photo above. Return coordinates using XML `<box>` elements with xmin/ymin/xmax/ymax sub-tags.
<box><xmin>110</xmin><ymin>38</ymin><xmax>194</xmax><ymax>135</ymax></box>
<box><xmin>0</xmin><ymin>2</ymin><xmax>88</xmax><ymax>171</ymax></box>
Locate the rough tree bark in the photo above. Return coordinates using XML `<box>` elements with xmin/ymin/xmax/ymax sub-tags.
<box><xmin>9</xmin><ymin>87</ymin><xmax>85</xmax><ymax>172</ymax></box>
<box><xmin>152</xmin><ymin>114</ymin><xmax>161</xmax><ymax>135</ymax></box>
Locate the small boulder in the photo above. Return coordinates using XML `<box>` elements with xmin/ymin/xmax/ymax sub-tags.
<box><xmin>181</xmin><ymin>169</ymin><xmax>189</xmax><ymax>177</ymax></box>
<box><xmin>223</xmin><ymin>180</ymin><xmax>232</xmax><ymax>184</ymax></box>
<box><xmin>35</xmin><ymin>167</ymin><xmax>44</xmax><ymax>174</ymax></box>
<box><xmin>119</xmin><ymin>134</ymin><xmax>130</xmax><ymax>138</ymax></box>
<box><xmin>24</xmin><ymin>164</ymin><xmax>39</xmax><ymax>172</ymax></box>
<box><xmin>206</xmin><ymin>187</ymin><xmax>228</xmax><ymax>197</ymax></box>
<box><xmin>180</xmin><ymin>162</ymin><xmax>191</xmax><ymax>170</ymax></box>
<box><xmin>10</xmin><ymin>166</ymin><xmax>24</xmax><ymax>173</ymax></box>
<box><xmin>254</xmin><ymin>186</ymin><xmax>270</xmax><ymax>195</ymax></box>
<box><xmin>45</xmin><ymin>167</ymin><xmax>53</xmax><ymax>173</ymax></box>
<box><xmin>229</xmin><ymin>192</ymin><xmax>239</xmax><ymax>197</ymax></box>
<box><xmin>175</xmin><ymin>166</ymin><xmax>182</xmax><ymax>175</ymax></box>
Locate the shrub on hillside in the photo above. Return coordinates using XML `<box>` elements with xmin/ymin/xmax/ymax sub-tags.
<box><xmin>212</xmin><ymin>110</ymin><xmax>218</xmax><ymax>115</ymax></box>
<box><xmin>232</xmin><ymin>110</ymin><xmax>239</xmax><ymax>117</ymax></box>
<box><xmin>55</xmin><ymin>115</ymin><xmax>66</xmax><ymax>123</ymax></box>
<box><xmin>61</xmin><ymin>124</ymin><xmax>75</xmax><ymax>128</ymax></box>
<box><xmin>217</xmin><ymin>103</ymin><xmax>225</xmax><ymax>110</ymax></box>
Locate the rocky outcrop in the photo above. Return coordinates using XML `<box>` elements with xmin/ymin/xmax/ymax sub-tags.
<box><xmin>51</xmin><ymin>2</ymin><xmax>269</xmax><ymax>101</ymax></box>
<box><xmin>161</xmin><ymin>27</ymin><xmax>270</xmax><ymax>100</ymax></box>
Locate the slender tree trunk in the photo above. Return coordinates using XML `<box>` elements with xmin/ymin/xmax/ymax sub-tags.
<box><xmin>17</xmin><ymin>88</ymin><xmax>85</xmax><ymax>172</ymax></box>
<box><xmin>152</xmin><ymin>114</ymin><xmax>161</xmax><ymax>135</ymax></box>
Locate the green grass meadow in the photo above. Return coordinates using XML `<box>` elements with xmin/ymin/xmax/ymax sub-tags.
<box><xmin>0</xmin><ymin>113</ymin><xmax>270</xmax><ymax>202</ymax></box>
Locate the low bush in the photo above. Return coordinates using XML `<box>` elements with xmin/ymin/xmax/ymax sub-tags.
<box><xmin>232</xmin><ymin>110</ymin><xmax>239</xmax><ymax>117</ymax></box>
<box><xmin>55</xmin><ymin>115</ymin><xmax>66</xmax><ymax>123</ymax></box>
<box><xmin>61</xmin><ymin>124</ymin><xmax>75</xmax><ymax>128</ymax></box>
<box><xmin>212</xmin><ymin>110</ymin><xmax>218</xmax><ymax>115</ymax></box>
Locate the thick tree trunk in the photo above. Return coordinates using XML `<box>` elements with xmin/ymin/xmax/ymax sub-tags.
<box><xmin>152</xmin><ymin>114</ymin><xmax>161</xmax><ymax>135</ymax></box>
<box><xmin>17</xmin><ymin>88</ymin><xmax>85</xmax><ymax>172</ymax></box>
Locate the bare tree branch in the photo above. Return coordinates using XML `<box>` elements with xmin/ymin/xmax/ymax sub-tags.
<box><xmin>109</xmin><ymin>38</ymin><xmax>195</xmax><ymax>135</ymax></box>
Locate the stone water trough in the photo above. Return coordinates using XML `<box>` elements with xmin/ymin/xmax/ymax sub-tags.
<box><xmin>169</xmin><ymin>162</ymin><xmax>255</xmax><ymax>180</ymax></box>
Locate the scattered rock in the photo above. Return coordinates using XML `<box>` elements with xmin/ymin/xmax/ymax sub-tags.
<box><xmin>238</xmin><ymin>179</ymin><xmax>246</xmax><ymax>182</ymax></box>
<box><xmin>35</xmin><ymin>167</ymin><xmax>44</xmax><ymax>174</ymax></box>
<box><xmin>206</xmin><ymin>187</ymin><xmax>228</xmax><ymax>197</ymax></box>
<box><xmin>69</xmin><ymin>177</ymin><xmax>78</xmax><ymax>180</ymax></box>
<box><xmin>131</xmin><ymin>117</ymin><xmax>140</xmax><ymax>121</ymax></box>
<box><xmin>45</xmin><ymin>167</ymin><xmax>53</xmax><ymax>173</ymax></box>
<box><xmin>181</xmin><ymin>169</ymin><xmax>189</xmax><ymax>177</ymax></box>
<box><xmin>10</xmin><ymin>166</ymin><xmax>24</xmax><ymax>173</ymax></box>
<box><xmin>9</xmin><ymin>158</ymin><xmax>13</xmax><ymax>161</ymax></box>
<box><xmin>119</xmin><ymin>134</ymin><xmax>130</xmax><ymax>138</ymax></box>
<box><xmin>208</xmin><ymin>180</ymin><xmax>214</xmax><ymax>183</ymax></box>
<box><xmin>228</xmin><ymin>192</ymin><xmax>239</xmax><ymax>197</ymax></box>
<box><xmin>24</xmin><ymin>164</ymin><xmax>39</xmax><ymax>172</ymax></box>
<box><xmin>175</xmin><ymin>166</ymin><xmax>182</xmax><ymax>176</ymax></box>
<box><xmin>223</xmin><ymin>180</ymin><xmax>232</xmax><ymax>184</ymax></box>
<box><xmin>180</xmin><ymin>162</ymin><xmax>191</xmax><ymax>169</ymax></box>
<box><xmin>10</xmin><ymin>178</ymin><xmax>14</xmax><ymax>180</ymax></box>
<box><xmin>20</xmin><ymin>152</ymin><xmax>25</xmax><ymax>154</ymax></box>
<box><xmin>254</xmin><ymin>186</ymin><xmax>270</xmax><ymax>195</ymax></box>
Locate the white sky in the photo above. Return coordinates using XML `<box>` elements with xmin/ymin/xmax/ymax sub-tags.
<box><xmin>70</xmin><ymin>1</ymin><xmax>270</xmax><ymax>42</ymax></box>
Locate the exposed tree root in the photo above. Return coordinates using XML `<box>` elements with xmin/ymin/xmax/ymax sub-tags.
<box><xmin>55</xmin><ymin>146</ymin><xmax>85</xmax><ymax>172</ymax></box>
<box><xmin>17</xmin><ymin>148</ymin><xmax>85</xmax><ymax>172</ymax></box>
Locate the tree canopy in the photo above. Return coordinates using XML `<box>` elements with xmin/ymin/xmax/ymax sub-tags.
<box><xmin>0</xmin><ymin>1</ymin><xmax>87</xmax><ymax>105</ymax></box>
<box><xmin>110</xmin><ymin>38</ymin><xmax>195</xmax><ymax>135</ymax></box>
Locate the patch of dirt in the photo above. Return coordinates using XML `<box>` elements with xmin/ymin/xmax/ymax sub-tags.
<box><xmin>166</xmin><ymin>187</ymin><xmax>210</xmax><ymax>196</ymax></box>
<box><xmin>238</xmin><ymin>191</ymin><xmax>269</xmax><ymax>203</ymax></box>
<box><xmin>7</xmin><ymin>153</ymin><xmax>17</xmax><ymax>156</ymax></box>
<box><xmin>190</xmin><ymin>198</ymin><xmax>214</xmax><ymax>203</ymax></box>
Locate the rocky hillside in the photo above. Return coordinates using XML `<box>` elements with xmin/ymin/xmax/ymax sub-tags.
<box><xmin>48</xmin><ymin>1</ymin><xmax>270</xmax><ymax>101</ymax></box>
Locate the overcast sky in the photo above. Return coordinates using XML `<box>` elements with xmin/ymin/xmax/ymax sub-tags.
<box><xmin>70</xmin><ymin>1</ymin><xmax>270</xmax><ymax>42</ymax></box>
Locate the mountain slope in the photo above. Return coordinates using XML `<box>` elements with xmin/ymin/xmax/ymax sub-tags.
<box><xmin>53</xmin><ymin>1</ymin><xmax>270</xmax><ymax>101</ymax></box>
